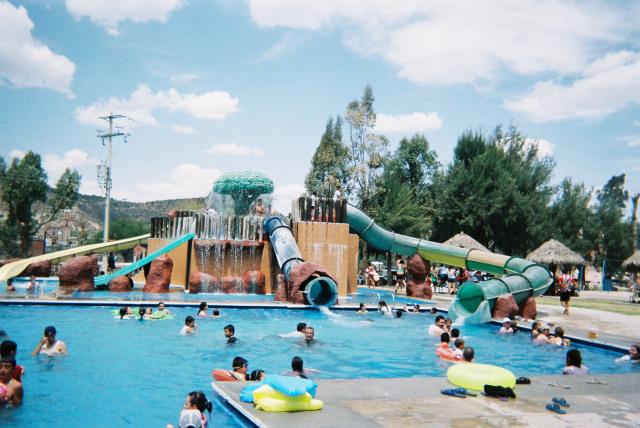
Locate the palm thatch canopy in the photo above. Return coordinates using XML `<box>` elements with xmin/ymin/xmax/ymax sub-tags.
<box><xmin>622</xmin><ymin>250</ymin><xmax>640</xmax><ymax>272</ymax></box>
<box><xmin>526</xmin><ymin>239</ymin><xmax>585</xmax><ymax>266</ymax></box>
<box><xmin>443</xmin><ymin>232</ymin><xmax>490</xmax><ymax>252</ymax></box>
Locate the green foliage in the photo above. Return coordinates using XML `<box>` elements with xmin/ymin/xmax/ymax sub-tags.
<box><xmin>433</xmin><ymin>126</ymin><xmax>554</xmax><ymax>256</ymax></box>
<box><xmin>546</xmin><ymin>178</ymin><xmax>594</xmax><ymax>254</ymax></box>
<box><xmin>305</xmin><ymin>116</ymin><xmax>350</xmax><ymax>197</ymax></box>
<box><xmin>213</xmin><ymin>171</ymin><xmax>274</xmax><ymax>215</ymax></box>
<box><xmin>88</xmin><ymin>219</ymin><xmax>149</xmax><ymax>243</ymax></box>
<box><xmin>0</xmin><ymin>152</ymin><xmax>81</xmax><ymax>257</ymax></box>
<box><xmin>594</xmin><ymin>174</ymin><xmax>631</xmax><ymax>269</ymax></box>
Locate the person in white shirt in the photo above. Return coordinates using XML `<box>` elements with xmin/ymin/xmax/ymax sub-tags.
<box><xmin>428</xmin><ymin>315</ymin><xmax>446</xmax><ymax>336</ymax></box>
<box><xmin>332</xmin><ymin>186</ymin><xmax>342</xmax><ymax>222</ymax></box>
<box><xmin>562</xmin><ymin>349</ymin><xmax>588</xmax><ymax>375</ymax></box>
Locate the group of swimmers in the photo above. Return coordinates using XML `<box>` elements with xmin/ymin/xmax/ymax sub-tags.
<box><xmin>427</xmin><ymin>315</ymin><xmax>475</xmax><ymax>363</ymax></box>
<box><xmin>371</xmin><ymin>301</ymin><xmax>429</xmax><ymax>318</ymax></box>
<box><xmin>214</xmin><ymin>354</ymin><xmax>316</xmax><ymax>384</ymax></box>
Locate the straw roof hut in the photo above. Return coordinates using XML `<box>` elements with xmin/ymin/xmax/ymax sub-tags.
<box><xmin>526</xmin><ymin>239</ymin><xmax>585</xmax><ymax>266</ymax></box>
<box><xmin>622</xmin><ymin>250</ymin><xmax>640</xmax><ymax>272</ymax></box>
<box><xmin>443</xmin><ymin>232</ymin><xmax>490</xmax><ymax>252</ymax></box>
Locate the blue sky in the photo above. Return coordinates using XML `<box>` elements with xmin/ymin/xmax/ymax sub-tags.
<box><xmin>1</xmin><ymin>0</ymin><xmax>639</xmax><ymax>214</ymax></box>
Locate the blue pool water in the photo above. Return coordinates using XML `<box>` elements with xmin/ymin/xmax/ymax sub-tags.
<box><xmin>0</xmin><ymin>305</ymin><xmax>634</xmax><ymax>427</ymax></box>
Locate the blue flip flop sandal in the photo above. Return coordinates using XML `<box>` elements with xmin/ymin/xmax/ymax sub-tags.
<box><xmin>441</xmin><ymin>388</ymin><xmax>466</xmax><ymax>398</ymax></box>
<box><xmin>546</xmin><ymin>403</ymin><xmax>567</xmax><ymax>414</ymax></box>
<box><xmin>552</xmin><ymin>397</ymin><xmax>570</xmax><ymax>407</ymax></box>
<box><xmin>452</xmin><ymin>387</ymin><xmax>477</xmax><ymax>397</ymax></box>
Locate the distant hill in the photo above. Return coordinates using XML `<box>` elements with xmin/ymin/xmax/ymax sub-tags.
<box><xmin>75</xmin><ymin>194</ymin><xmax>206</xmax><ymax>225</ymax></box>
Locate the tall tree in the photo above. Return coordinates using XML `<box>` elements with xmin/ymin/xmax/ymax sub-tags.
<box><xmin>0</xmin><ymin>152</ymin><xmax>81</xmax><ymax>257</ymax></box>
<box><xmin>631</xmin><ymin>193</ymin><xmax>639</xmax><ymax>254</ymax></box>
<box><xmin>594</xmin><ymin>174</ymin><xmax>631</xmax><ymax>269</ymax></box>
<box><xmin>345</xmin><ymin>85</ymin><xmax>388</xmax><ymax>210</ymax></box>
<box><xmin>547</xmin><ymin>178</ymin><xmax>594</xmax><ymax>254</ymax></box>
<box><xmin>433</xmin><ymin>126</ymin><xmax>554</xmax><ymax>255</ymax></box>
<box><xmin>305</xmin><ymin>116</ymin><xmax>350</xmax><ymax>197</ymax></box>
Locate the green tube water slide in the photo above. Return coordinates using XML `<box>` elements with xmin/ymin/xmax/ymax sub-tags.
<box><xmin>345</xmin><ymin>205</ymin><xmax>552</xmax><ymax>321</ymax></box>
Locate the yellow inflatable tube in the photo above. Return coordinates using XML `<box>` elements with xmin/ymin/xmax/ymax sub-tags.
<box><xmin>447</xmin><ymin>363</ymin><xmax>516</xmax><ymax>391</ymax></box>
<box><xmin>253</xmin><ymin>385</ymin><xmax>323</xmax><ymax>412</ymax></box>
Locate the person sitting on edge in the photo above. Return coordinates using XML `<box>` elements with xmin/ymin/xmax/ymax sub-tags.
<box><xmin>450</xmin><ymin>328</ymin><xmax>460</xmax><ymax>341</ymax></box>
<box><xmin>211</xmin><ymin>309</ymin><xmax>220</xmax><ymax>318</ymax></box>
<box><xmin>197</xmin><ymin>302</ymin><xmax>208</xmax><ymax>317</ymax></box>
<box><xmin>0</xmin><ymin>357</ymin><xmax>23</xmax><ymax>407</ymax></box>
<box><xmin>615</xmin><ymin>344</ymin><xmax>640</xmax><ymax>363</ymax></box>
<box><xmin>181</xmin><ymin>316</ymin><xmax>197</xmax><ymax>335</ymax></box>
<box><xmin>462</xmin><ymin>346</ymin><xmax>475</xmax><ymax>363</ymax></box>
<box><xmin>224</xmin><ymin>325</ymin><xmax>237</xmax><ymax>344</ymax></box>
<box><xmin>563</xmin><ymin>349</ymin><xmax>588</xmax><ymax>375</ymax></box>
<box><xmin>357</xmin><ymin>303</ymin><xmax>368</xmax><ymax>314</ymax></box>
<box><xmin>0</xmin><ymin>341</ymin><xmax>24</xmax><ymax>382</ymax></box>
<box><xmin>304</xmin><ymin>326</ymin><xmax>316</xmax><ymax>344</ymax></box>
<box><xmin>498</xmin><ymin>318</ymin><xmax>514</xmax><ymax>334</ymax></box>
<box><xmin>32</xmin><ymin>326</ymin><xmax>67</xmax><ymax>356</ymax></box>
<box><xmin>279</xmin><ymin>322</ymin><xmax>307</xmax><ymax>338</ymax></box>
<box><xmin>453</xmin><ymin>339</ymin><xmax>465</xmax><ymax>359</ymax></box>
<box><xmin>551</xmin><ymin>327</ymin><xmax>570</xmax><ymax>346</ymax></box>
<box><xmin>428</xmin><ymin>315</ymin><xmax>446</xmax><ymax>336</ymax></box>
<box><xmin>378</xmin><ymin>300</ymin><xmax>391</xmax><ymax>315</ymax></box>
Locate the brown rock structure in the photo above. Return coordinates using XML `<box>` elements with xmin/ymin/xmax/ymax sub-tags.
<box><xmin>188</xmin><ymin>271</ymin><xmax>219</xmax><ymax>294</ymax></box>
<box><xmin>405</xmin><ymin>254</ymin><xmax>432</xmax><ymax>299</ymax></box>
<box><xmin>242</xmin><ymin>270</ymin><xmax>266</xmax><ymax>294</ymax></box>
<box><xmin>59</xmin><ymin>255</ymin><xmax>98</xmax><ymax>291</ymax></box>
<box><xmin>274</xmin><ymin>274</ymin><xmax>287</xmax><ymax>302</ymax></box>
<box><xmin>493</xmin><ymin>294</ymin><xmax>519</xmax><ymax>319</ymax></box>
<box><xmin>109</xmin><ymin>275</ymin><xmax>133</xmax><ymax>292</ymax></box>
<box><xmin>143</xmin><ymin>254</ymin><xmax>173</xmax><ymax>293</ymax></box>
<box><xmin>22</xmin><ymin>260</ymin><xmax>52</xmax><ymax>277</ymax></box>
<box><xmin>288</xmin><ymin>262</ymin><xmax>337</xmax><ymax>305</ymax></box>
<box><xmin>518</xmin><ymin>296</ymin><xmax>537</xmax><ymax>320</ymax></box>
<box><xmin>221</xmin><ymin>276</ymin><xmax>244</xmax><ymax>294</ymax></box>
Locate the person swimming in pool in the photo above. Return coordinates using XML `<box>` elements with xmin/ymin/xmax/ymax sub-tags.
<box><xmin>211</xmin><ymin>309</ymin><xmax>221</xmax><ymax>318</ymax></box>
<box><xmin>615</xmin><ymin>344</ymin><xmax>640</xmax><ymax>363</ymax></box>
<box><xmin>181</xmin><ymin>316</ymin><xmax>197</xmax><ymax>335</ymax></box>
<box><xmin>279</xmin><ymin>322</ymin><xmax>306</xmax><ymax>338</ymax></box>
<box><xmin>32</xmin><ymin>326</ymin><xmax>67</xmax><ymax>356</ymax></box>
<box><xmin>157</xmin><ymin>302</ymin><xmax>171</xmax><ymax>315</ymax></box>
<box><xmin>0</xmin><ymin>357</ymin><xmax>23</xmax><ymax>407</ymax></box>
<box><xmin>357</xmin><ymin>303</ymin><xmax>368</xmax><ymax>314</ymax></box>
<box><xmin>462</xmin><ymin>346</ymin><xmax>475</xmax><ymax>363</ymax></box>
<box><xmin>304</xmin><ymin>326</ymin><xmax>316</xmax><ymax>345</ymax></box>
<box><xmin>167</xmin><ymin>390</ymin><xmax>213</xmax><ymax>428</ymax></box>
<box><xmin>115</xmin><ymin>307</ymin><xmax>132</xmax><ymax>320</ymax></box>
<box><xmin>197</xmin><ymin>302</ymin><xmax>208</xmax><ymax>317</ymax></box>
<box><xmin>563</xmin><ymin>349</ymin><xmax>588</xmax><ymax>375</ymax></box>
<box><xmin>428</xmin><ymin>315</ymin><xmax>446</xmax><ymax>336</ymax></box>
<box><xmin>0</xmin><ymin>341</ymin><xmax>24</xmax><ymax>382</ymax></box>
<box><xmin>224</xmin><ymin>325</ymin><xmax>237</xmax><ymax>344</ymax></box>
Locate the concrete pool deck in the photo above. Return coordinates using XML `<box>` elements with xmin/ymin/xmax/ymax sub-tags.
<box><xmin>214</xmin><ymin>373</ymin><xmax>640</xmax><ymax>428</ymax></box>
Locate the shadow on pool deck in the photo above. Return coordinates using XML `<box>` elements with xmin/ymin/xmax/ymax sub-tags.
<box><xmin>214</xmin><ymin>373</ymin><xmax>640</xmax><ymax>428</ymax></box>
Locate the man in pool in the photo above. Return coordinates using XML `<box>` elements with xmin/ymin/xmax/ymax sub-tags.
<box><xmin>157</xmin><ymin>302</ymin><xmax>171</xmax><ymax>315</ymax></box>
<box><xmin>428</xmin><ymin>315</ymin><xmax>446</xmax><ymax>336</ymax></box>
<box><xmin>230</xmin><ymin>357</ymin><xmax>248</xmax><ymax>381</ymax></box>
<box><xmin>31</xmin><ymin>326</ymin><xmax>67</xmax><ymax>356</ymax></box>
<box><xmin>279</xmin><ymin>322</ymin><xmax>306</xmax><ymax>338</ymax></box>
<box><xmin>462</xmin><ymin>346</ymin><xmax>475</xmax><ymax>363</ymax></box>
<box><xmin>0</xmin><ymin>341</ymin><xmax>24</xmax><ymax>382</ymax></box>
<box><xmin>304</xmin><ymin>326</ymin><xmax>316</xmax><ymax>344</ymax></box>
<box><xmin>0</xmin><ymin>357</ymin><xmax>23</xmax><ymax>407</ymax></box>
<box><xmin>224</xmin><ymin>325</ymin><xmax>237</xmax><ymax>344</ymax></box>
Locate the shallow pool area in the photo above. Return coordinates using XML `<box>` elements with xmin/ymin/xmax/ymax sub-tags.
<box><xmin>0</xmin><ymin>303</ymin><xmax>635</xmax><ymax>427</ymax></box>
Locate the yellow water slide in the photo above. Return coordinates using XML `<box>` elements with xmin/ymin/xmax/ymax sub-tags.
<box><xmin>0</xmin><ymin>234</ymin><xmax>150</xmax><ymax>282</ymax></box>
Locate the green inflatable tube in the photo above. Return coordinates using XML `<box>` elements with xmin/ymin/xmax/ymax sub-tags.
<box><xmin>345</xmin><ymin>205</ymin><xmax>552</xmax><ymax>321</ymax></box>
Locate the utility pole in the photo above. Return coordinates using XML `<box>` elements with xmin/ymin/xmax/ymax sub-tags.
<box><xmin>97</xmin><ymin>113</ymin><xmax>128</xmax><ymax>273</ymax></box>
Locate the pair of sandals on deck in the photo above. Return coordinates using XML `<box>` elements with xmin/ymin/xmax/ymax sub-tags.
<box><xmin>441</xmin><ymin>385</ymin><xmax>516</xmax><ymax>400</ymax></box>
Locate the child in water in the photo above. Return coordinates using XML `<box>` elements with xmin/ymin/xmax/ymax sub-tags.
<box><xmin>181</xmin><ymin>316</ymin><xmax>197</xmax><ymax>335</ymax></box>
<box><xmin>224</xmin><ymin>325</ymin><xmax>237</xmax><ymax>344</ymax></box>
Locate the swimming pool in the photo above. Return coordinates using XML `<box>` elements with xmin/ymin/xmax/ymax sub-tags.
<box><xmin>0</xmin><ymin>304</ymin><xmax>634</xmax><ymax>427</ymax></box>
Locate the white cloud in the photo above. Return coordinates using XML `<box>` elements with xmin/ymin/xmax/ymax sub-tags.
<box><xmin>258</xmin><ymin>33</ymin><xmax>302</xmax><ymax>62</ymax></box>
<box><xmin>272</xmin><ymin>184</ymin><xmax>304</xmax><ymax>214</ymax></box>
<box><xmin>0</xmin><ymin>2</ymin><xmax>75</xmax><ymax>96</ymax></box>
<box><xmin>248</xmin><ymin>0</ymin><xmax>624</xmax><ymax>85</ymax></box>
<box><xmin>376</xmin><ymin>112</ymin><xmax>442</xmax><ymax>133</ymax></box>
<box><xmin>206</xmin><ymin>143</ymin><xmax>264</xmax><ymax>157</ymax></box>
<box><xmin>75</xmin><ymin>84</ymin><xmax>240</xmax><ymax>127</ymax></box>
<box><xmin>170</xmin><ymin>73</ymin><xmax>199</xmax><ymax>84</ymax></box>
<box><xmin>171</xmin><ymin>124</ymin><xmax>195</xmax><ymax>134</ymax></box>
<box><xmin>626</xmin><ymin>137</ymin><xmax>640</xmax><ymax>148</ymax></box>
<box><xmin>9</xmin><ymin>149</ymin><xmax>26</xmax><ymax>160</ymax></box>
<box><xmin>504</xmin><ymin>51</ymin><xmax>640</xmax><ymax>122</ymax></box>
<box><xmin>134</xmin><ymin>163</ymin><xmax>221</xmax><ymax>200</ymax></box>
<box><xmin>43</xmin><ymin>149</ymin><xmax>99</xmax><ymax>183</ymax></box>
<box><xmin>65</xmin><ymin>0</ymin><xmax>184</xmax><ymax>36</ymax></box>
<box><xmin>524</xmin><ymin>138</ymin><xmax>554</xmax><ymax>158</ymax></box>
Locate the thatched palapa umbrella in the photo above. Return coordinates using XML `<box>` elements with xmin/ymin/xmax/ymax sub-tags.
<box><xmin>622</xmin><ymin>250</ymin><xmax>640</xmax><ymax>273</ymax></box>
<box><xmin>526</xmin><ymin>239</ymin><xmax>585</xmax><ymax>266</ymax></box>
<box><xmin>443</xmin><ymin>232</ymin><xmax>490</xmax><ymax>252</ymax></box>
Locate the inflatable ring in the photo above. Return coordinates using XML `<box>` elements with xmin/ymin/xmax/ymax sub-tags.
<box><xmin>252</xmin><ymin>385</ymin><xmax>323</xmax><ymax>412</ymax></box>
<box><xmin>447</xmin><ymin>363</ymin><xmax>516</xmax><ymax>391</ymax></box>
<box><xmin>212</xmin><ymin>369</ymin><xmax>240</xmax><ymax>381</ymax></box>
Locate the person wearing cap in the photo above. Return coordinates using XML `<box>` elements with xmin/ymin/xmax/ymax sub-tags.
<box><xmin>31</xmin><ymin>326</ymin><xmax>67</xmax><ymax>356</ymax></box>
<box><xmin>498</xmin><ymin>318</ymin><xmax>514</xmax><ymax>334</ymax></box>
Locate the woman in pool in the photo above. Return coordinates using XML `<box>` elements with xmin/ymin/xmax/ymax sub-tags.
<box><xmin>171</xmin><ymin>390</ymin><xmax>212</xmax><ymax>428</ymax></box>
<box><xmin>357</xmin><ymin>303</ymin><xmax>368</xmax><ymax>314</ymax></box>
<box><xmin>378</xmin><ymin>300</ymin><xmax>391</xmax><ymax>315</ymax></box>
<box><xmin>615</xmin><ymin>344</ymin><xmax>640</xmax><ymax>363</ymax></box>
<box><xmin>551</xmin><ymin>327</ymin><xmax>571</xmax><ymax>346</ymax></box>
<box><xmin>197</xmin><ymin>302</ymin><xmax>208</xmax><ymax>317</ymax></box>
<box><xmin>563</xmin><ymin>349</ymin><xmax>588</xmax><ymax>375</ymax></box>
<box><xmin>32</xmin><ymin>326</ymin><xmax>67</xmax><ymax>356</ymax></box>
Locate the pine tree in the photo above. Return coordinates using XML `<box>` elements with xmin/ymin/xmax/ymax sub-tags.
<box><xmin>305</xmin><ymin>116</ymin><xmax>350</xmax><ymax>197</ymax></box>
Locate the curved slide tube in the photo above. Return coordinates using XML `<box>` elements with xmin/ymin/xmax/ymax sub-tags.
<box><xmin>94</xmin><ymin>233</ymin><xmax>195</xmax><ymax>286</ymax></box>
<box><xmin>263</xmin><ymin>216</ymin><xmax>338</xmax><ymax>307</ymax></box>
<box><xmin>0</xmin><ymin>234</ymin><xmax>150</xmax><ymax>282</ymax></box>
<box><xmin>345</xmin><ymin>205</ymin><xmax>552</xmax><ymax>321</ymax></box>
